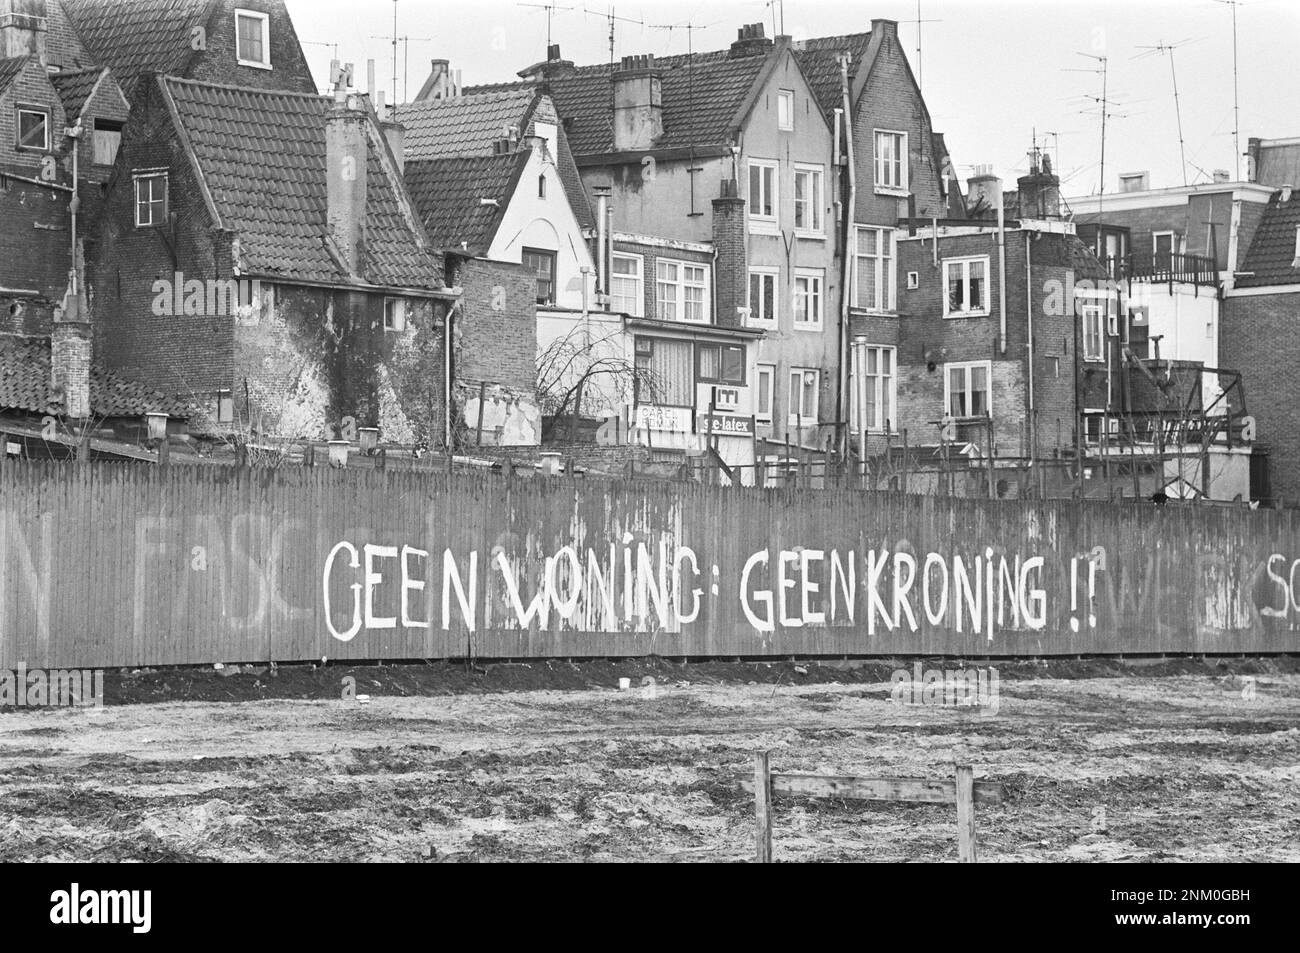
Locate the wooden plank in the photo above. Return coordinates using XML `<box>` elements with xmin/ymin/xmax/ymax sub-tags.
<box><xmin>754</xmin><ymin>752</ymin><xmax>772</xmax><ymax>864</ymax></box>
<box><xmin>740</xmin><ymin>773</ymin><xmax>1004</xmax><ymax>807</ymax></box>
<box><xmin>955</xmin><ymin>764</ymin><xmax>977</xmax><ymax>863</ymax></box>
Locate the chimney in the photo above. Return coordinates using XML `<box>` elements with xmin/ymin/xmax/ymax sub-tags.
<box><xmin>1282</xmin><ymin>184</ymin><xmax>1294</xmax><ymax>204</ymax></box>
<box><xmin>381</xmin><ymin>118</ymin><xmax>405</xmax><ymax>175</ymax></box>
<box><xmin>729</xmin><ymin>23</ymin><xmax>773</xmax><ymax>59</ymax></box>
<box><xmin>517</xmin><ymin>42</ymin><xmax>575</xmax><ymax>81</ymax></box>
<box><xmin>712</xmin><ymin>180</ymin><xmax>747</xmax><ymax>329</ymax></box>
<box><xmin>1213</xmin><ymin>169</ymin><xmax>1231</xmax><ymax>184</ymax></box>
<box><xmin>326</xmin><ymin>86</ymin><xmax>368</xmax><ymax>277</ymax></box>
<box><xmin>966</xmin><ymin>165</ymin><xmax>1003</xmax><ymax>217</ymax></box>
<box><xmin>0</xmin><ymin>0</ymin><xmax>47</xmax><ymax>63</ymax></box>
<box><xmin>428</xmin><ymin>58</ymin><xmax>448</xmax><ymax>96</ymax></box>
<box><xmin>51</xmin><ymin>265</ymin><xmax>91</xmax><ymax>421</ymax></box>
<box><xmin>1247</xmin><ymin>137</ymin><xmax>1261</xmax><ymax>183</ymax></box>
<box><xmin>612</xmin><ymin>54</ymin><xmax>663</xmax><ymax>152</ymax></box>
<box><xmin>1017</xmin><ymin>155</ymin><xmax>1061</xmax><ymax>219</ymax></box>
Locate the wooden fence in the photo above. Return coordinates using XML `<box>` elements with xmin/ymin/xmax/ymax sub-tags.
<box><xmin>1</xmin><ymin>461</ymin><xmax>1298</xmax><ymax>668</ymax></box>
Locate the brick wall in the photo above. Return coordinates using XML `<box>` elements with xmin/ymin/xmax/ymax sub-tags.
<box><xmin>711</xmin><ymin>193</ymin><xmax>746</xmax><ymax>328</ymax></box>
<box><xmin>0</xmin><ymin>183</ymin><xmax>69</xmax><ymax>334</ymax></box>
<box><xmin>182</xmin><ymin>0</ymin><xmax>316</xmax><ymax>94</ymax></box>
<box><xmin>0</xmin><ymin>55</ymin><xmax>68</xmax><ymax>176</ymax></box>
<box><xmin>852</xmin><ymin>21</ymin><xmax>946</xmax><ymax>225</ymax></box>
<box><xmin>42</xmin><ymin>0</ymin><xmax>90</xmax><ymax>70</ymax></box>
<box><xmin>1223</xmin><ymin>290</ymin><xmax>1300</xmax><ymax>503</ymax></box>
<box><xmin>608</xmin><ymin>238</ymin><xmax>714</xmax><ymax>322</ymax></box>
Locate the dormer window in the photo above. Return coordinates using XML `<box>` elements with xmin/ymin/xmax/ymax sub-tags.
<box><xmin>133</xmin><ymin>172</ymin><xmax>168</xmax><ymax>228</ymax></box>
<box><xmin>15</xmin><ymin>106</ymin><xmax>49</xmax><ymax>151</ymax></box>
<box><xmin>235</xmin><ymin>9</ymin><xmax>271</xmax><ymax>69</ymax></box>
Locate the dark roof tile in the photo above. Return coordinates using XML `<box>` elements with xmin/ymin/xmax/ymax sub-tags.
<box><xmin>50</xmin><ymin>68</ymin><xmax>103</xmax><ymax>125</ymax></box>
<box><xmin>404</xmin><ymin>154</ymin><xmax>523</xmax><ymax>253</ymax></box>
<box><xmin>60</xmin><ymin>0</ymin><xmax>211</xmax><ymax>92</ymax></box>
<box><xmin>1236</xmin><ymin>191</ymin><xmax>1300</xmax><ymax>288</ymax></box>
<box><xmin>0</xmin><ymin>55</ymin><xmax>28</xmax><ymax>93</ymax></box>
<box><xmin>395</xmin><ymin>90</ymin><xmax>537</xmax><ymax>159</ymax></box>
<box><xmin>791</xmin><ymin>32</ymin><xmax>873</xmax><ymax>117</ymax></box>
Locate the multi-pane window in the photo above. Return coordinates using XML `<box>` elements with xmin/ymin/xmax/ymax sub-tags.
<box><xmin>697</xmin><ymin>343</ymin><xmax>745</xmax><ymax>385</ymax></box>
<box><xmin>16</xmin><ymin>107</ymin><xmax>49</xmax><ymax>151</ymax></box>
<box><xmin>522</xmin><ymin>247</ymin><xmax>556</xmax><ymax>305</ymax></box>
<box><xmin>789</xmin><ymin>367</ymin><xmax>820</xmax><ymax>427</ymax></box>
<box><xmin>748</xmin><ymin>160</ymin><xmax>777</xmax><ymax>229</ymax></box>
<box><xmin>943</xmin><ymin>256</ymin><xmax>989</xmax><ymax>317</ymax></box>
<box><xmin>861</xmin><ymin>345</ymin><xmax>895</xmax><ymax>433</ymax></box>
<box><xmin>793</xmin><ymin>164</ymin><xmax>823</xmax><ymax>235</ymax></box>
<box><xmin>874</xmin><ymin>130</ymin><xmax>907</xmax><ymax>191</ymax></box>
<box><xmin>656</xmin><ymin>259</ymin><xmax>709</xmax><ymax>323</ymax></box>
<box><xmin>1082</xmin><ymin>304</ymin><xmax>1105</xmax><ymax>361</ymax></box>
<box><xmin>133</xmin><ymin>173</ymin><xmax>168</xmax><ymax>227</ymax></box>
<box><xmin>854</xmin><ymin>225</ymin><xmax>895</xmax><ymax>311</ymax></box>
<box><xmin>235</xmin><ymin>9</ymin><xmax>271</xmax><ymax>68</ymax></box>
<box><xmin>793</xmin><ymin>270</ymin><xmax>823</xmax><ymax>329</ymax></box>
<box><xmin>756</xmin><ymin>363</ymin><xmax>776</xmax><ymax>423</ymax></box>
<box><xmin>610</xmin><ymin>253</ymin><xmax>643</xmax><ymax>316</ymax></box>
<box><xmin>747</xmin><ymin>269</ymin><xmax>778</xmax><ymax>326</ymax></box>
<box><xmin>946</xmin><ymin>362</ymin><xmax>991</xmax><ymax>419</ymax></box>
<box><xmin>777</xmin><ymin>89</ymin><xmax>794</xmax><ymax>131</ymax></box>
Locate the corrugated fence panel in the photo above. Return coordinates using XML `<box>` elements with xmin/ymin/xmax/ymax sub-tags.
<box><xmin>2</xmin><ymin>460</ymin><xmax>1300</xmax><ymax>668</ymax></box>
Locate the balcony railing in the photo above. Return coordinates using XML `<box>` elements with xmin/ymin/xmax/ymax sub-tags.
<box><xmin>1099</xmin><ymin>252</ymin><xmax>1219</xmax><ymax>287</ymax></box>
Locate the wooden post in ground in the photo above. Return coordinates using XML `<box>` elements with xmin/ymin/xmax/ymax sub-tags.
<box><xmin>754</xmin><ymin>752</ymin><xmax>773</xmax><ymax>863</ymax></box>
<box><xmin>955</xmin><ymin>764</ymin><xmax>977</xmax><ymax>863</ymax></box>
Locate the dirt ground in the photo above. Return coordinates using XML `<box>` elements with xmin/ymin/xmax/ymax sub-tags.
<box><xmin>1</xmin><ymin>658</ymin><xmax>1298</xmax><ymax>862</ymax></box>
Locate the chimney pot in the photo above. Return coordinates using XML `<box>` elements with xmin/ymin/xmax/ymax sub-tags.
<box><xmin>1282</xmin><ymin>184</ymin><xmax>1294</xmax><ymax>203</ymax></box>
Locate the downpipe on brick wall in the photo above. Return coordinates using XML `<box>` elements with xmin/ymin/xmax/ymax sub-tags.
<box><xmin>837</xmin><ymin>54</ymin><xmax>857</xmax><ymax>460</ymax></box>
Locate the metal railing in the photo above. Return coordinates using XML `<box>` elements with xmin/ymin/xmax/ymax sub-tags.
<box><xmin>1099</xmin><ymin>252</ymin><xmax>1218</xmax><ymax>287</ymax></box>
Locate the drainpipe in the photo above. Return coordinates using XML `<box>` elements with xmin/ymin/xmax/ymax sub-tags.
<box><xmin>594</xmin><ymin>186</ymin><xmax>610</xmax><ymax>298</ymax></box>
<box><xmin>838</xmin><ymin>54</ymin><xmax>857</xmax><ymax>459</ymax></box>
<box><xmin>444</xmin><ymin>298</ymin><xmax>458</xmax><ymax>449</ymax></box>
<box><xmin>68</xmin><ymin>121</ymin><xmax>82</xmax><ymax>293</ymax></box>
<box><xmin>1025</xmin><ymin>232</ymin><xmax>1035</xmax><ymax>461</ymax></box>
<box><xmin>997</xmin><ymin>193</ymin><xmax>1007</xmax><ymax>356</ymax></box>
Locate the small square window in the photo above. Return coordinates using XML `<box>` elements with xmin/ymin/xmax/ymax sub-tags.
<box><xmin>16</xmin><ymin>107</ymin><xmax>49</xmax><ymax>151</ymax></box>
<box><xmin>906</xmin><ymin>271</ymin><xmax>919</xmax><ymax>289</ymax></box>
<box><xmin>384</xmin><ymin>297</ymin><xmax>407</xmax><ymax>332</ymax></box>
<box><xmin>133</xmin><ymin>173</ymin><xmax>168</xmax><ymax>228</ymax></box>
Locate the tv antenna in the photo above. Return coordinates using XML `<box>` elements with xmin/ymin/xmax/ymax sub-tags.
<box><xmin>1064</xmin><ymin>53</ymin><xmax>1112</xmax><ymax>208</ymax></box>
<box><xmin>1214</xmin><ymin>0</ymin><xmax>1243</xmax><ymax>180</ymax></box>
<box><xmin>369</xmin><ymin>32</ymin><xmax>435</xmax><ymax>104</ymax></box>
<box><xmin>906</xmin><ymin>1</ymin><xmax>942</xmax><ymax>94</ymax></box>
<box><xmin>1134</xmin><ymin>38</ymin><xmax>1199</xmax><ymax>187</ymax></box>
<box><xmin>519</xmin><ymin>2</ymin><xmax>576</xmax><ymax>49</ymax></box>
<box><xmin>762</xmin><ymin>0</ymin><xmax>784</xmax><ymax>37</ymax></box>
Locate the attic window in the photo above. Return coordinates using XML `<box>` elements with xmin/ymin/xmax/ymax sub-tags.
<box><xmin>16</xmin><ymin>106</ymin><xmax>49</xmax><ymax>151</ymax></box>
<box><xmin>538</xmin><ymin>173</ymin><xmax>546</xmax><ymax>198</ymax></box>
<box><xmin>133</xmin><ymin>172</ymin><xmax>168</xmax><ymax>228</ymax></box>
<box><xmin>92</xmin><ymin>119</ymin><xmax>123</xmax><ymax>166</ymax></box>
<box><xmin>235</xmin><ymin>9</ymin><xmax>271</xmax><ymax>69</ymax></box>
<box><xmin>777</xmin><ymin>89</ymin><xmax>794</xmax><ymax>131</ymax></box>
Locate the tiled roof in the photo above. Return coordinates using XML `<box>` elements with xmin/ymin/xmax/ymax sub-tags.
<box><xmin>395</xmin><ymin>89</ymin><xmax>594</xmax><ymax>230</ymax></box>
<box><xmin>1236</xmin><ymin>191</ymin><xmax>1300</xmax><ymax>288</ymax></box>
<box><xmin>60</xmin><ymin>0</ymin><xmax>211</xmax><ymax>91</ymax></box>
<box><xmin>404</xmin><ymin>154</ymin><xmax>524</xmax><ymax>254</ymax></box>
<box><xmin>791</xmin><ymin>32</ymin><xmax>873</xmax><ymax>117</ymax></box>
<box><xmin>161</xmin><ymin>77</ymin><xmax>443</xmax><ymax>289</ymax></box>
<box><xmin>542</xmin><ymin>54</ymin><xmax>770</xmax><ymax>155</ymax></box>
<box><xmin>0</xmin><ymin>55</ymin><xmax>29</xmax><ymax>93</ymax></box>
<box><xmin>50</xmin><ymin>68</ymin><xmax>102</xmax><ymax>125</ymax></box>
<box><xmin>0</xmin><ymin>334</ymin><xmax>191</xmax><ymax>417</ymax></box>
<box><xmin>395</xmin><ymin>90</ymin><xmax>538</xmax><ymax>160</ymax></box>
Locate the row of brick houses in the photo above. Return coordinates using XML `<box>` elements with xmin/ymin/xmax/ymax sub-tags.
<box><xmin>1</xmin><ymin>0</ymin><xmax>1292</xmax><ymax>501</ymax></box>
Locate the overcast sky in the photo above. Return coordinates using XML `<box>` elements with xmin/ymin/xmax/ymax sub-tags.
<box><xmin>285</xmin><ymin>0</ymin><xmax>1299</xmax><ymax>196</ymax></box>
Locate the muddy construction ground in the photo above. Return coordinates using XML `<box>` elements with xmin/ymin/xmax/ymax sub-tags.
<box><xmin>1</xmin><ymin>658</ymin><xmax>1298</xmax><ymax>862</ymax></box>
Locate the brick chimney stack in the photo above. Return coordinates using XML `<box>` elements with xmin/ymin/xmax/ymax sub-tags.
<box><xmin>966</xmin><ymin>165</ymin><xmax>1003</xmax><ymax>217</ymax></box>
<box><xmin>517</xmin><ymin>42</ymin><xmax>576</xmax><ymax>82</ymax></box>
<box><xmin>1016</xmin><ymin>153</ymin><xmax>1061</xmax><ymax>220</ymax></box>
<box><xmin>612</xmin><ymin>54</ymin><xmax>663</xmax><ymax>152</ymax></box>
<box><xmin>712</xmin><ymin>180</ymin><xmax>747</xmax><ymax>328</ymax></box>
<box><xmin>51</xmin><ymin>262</ymin><xmax>91</xmax><ymax>420</ymax></box>
<box><xmin>729</xmin><ymin>23</ymin><xmax>773</xmax><ymax>59</ymax></box>
<box><xmin>0</xmin><ymin>0</ymin><xmax>47</xmax><ymax>63</ymax></box>
<box><xmin>326</xmin><ymin>83</ymin><xmax>368</xmax><ymax>277</ymax></box>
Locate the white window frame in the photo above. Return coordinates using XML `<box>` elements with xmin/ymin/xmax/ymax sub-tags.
<box><xmin>1152</xmin><ymin>230</ymin><xmax>1176</xmax><ymax>254</ymax></box>
<box><xmin>792</xmin><ymin>269</ymin><xmax>824</xmax><ymax>331</ymax></box>
<box><xmin>793</xmin><ymin>163</ymin><xmax>824</xmax><ymax>237</ymax></box>
<box><xmin>873</xmin><ymin>129</ymin><xmax>908</xmax><ymax>194</ymax></box>
<box><xmin>133</xmin><ymin>172</ymin><xmax>168</xmax><ymax>228</ymax></box>
<box><xmin>747</xmin><ymin>158</ymin><xmax>778</xmax><ymax>233</ymax></box>
<box><xmin>746</xmin><ymin>267</ymin><xmax>779</xmax><ymax>327</ymax></box>
<box><xmin>1081</xmin><ymin>303</ymin><xmax>1104</xmax><ymax>361</ymax></box>
<box><xmin>610</xmin><ymin>252</ymin><xmax>644</xmax><ymax>317</ymax></box>
<box><xmin>15</xmin><ymin>105</ymin><xmax>50</xmax><ymax>151</ymax></box>
<box><xmin>655</xmin><ymin>257</ymin><xmax>710</xmax><ymax>324</ymax></box>
<box><xmin>776</xmin><ymin>89</ymin><xmax>794</xmax><ymax>131</ymax></box>
<box><xmin>756</xmin><ymin>363</ymin><xmax>776</xmax><ymax>424</ymax></box>
<box><xmin>854</xmin><ymin>224</ymin><xmax>896</xmax><ymax>312</ymax></box>
<box><xmin>1293</xmin><ymin>225</ymin><xmax>1300</xmax><ymax>268</ymax></box>
<box><xmin>944</xmin><ymin>360</ymin><xmax>993</xmax><ymax>421</ymax></box>
<box><xmin>860</xmin><ymin>344</ymin><xmax>896</xmax><ymax>434</ymax></box>
<box><xmin>235</xmin><ymin>9</ymin><xmax>272</xmax><ymax>69</ymax></box>
<box><xmin>383</xmin><ymin>297</ymin><xmax>407</xmax><ymax>333</ymax></box>
<box><xmin>942</xmin><ymin>255</ymin><xmax>991</xmax><ymax>318</ymax></box>
<box><xmin>788</xmin><ymin>366</ymin><xmax>820</xmax><ymax>428</ymax></box>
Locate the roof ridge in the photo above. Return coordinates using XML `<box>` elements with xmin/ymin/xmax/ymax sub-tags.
<box><xmin>161</xmin><ymin>73</ymin><xmax>330</xmax><ymax>101</ymax></box>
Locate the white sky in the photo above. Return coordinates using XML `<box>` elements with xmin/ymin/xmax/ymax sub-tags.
<box><xmin>286</xmin><ymin>0</ymin><xmax>1300</xmax><ymax>196</ymax></box>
